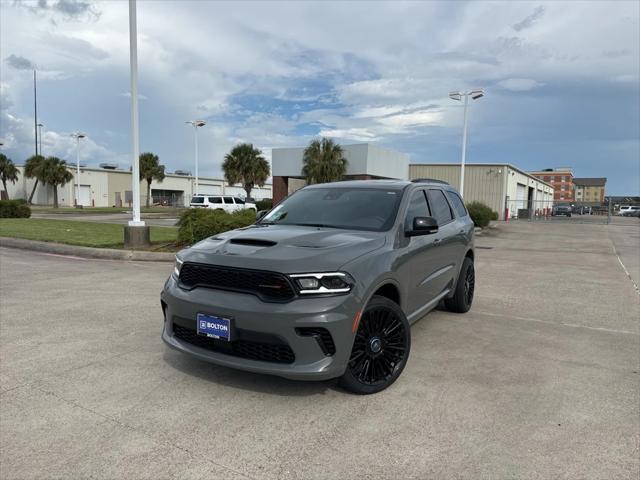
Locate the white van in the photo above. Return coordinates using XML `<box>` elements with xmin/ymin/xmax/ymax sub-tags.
<box><xmin>190</xmin><ymin>195</ymin><xmax>257</xmax><ymax>213</ymax></box>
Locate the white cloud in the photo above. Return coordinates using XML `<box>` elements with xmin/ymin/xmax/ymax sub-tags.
<box><xmin>497</xmin><ymin>78</ymin><xmax>545</xmax><ymax>91</ymax></box>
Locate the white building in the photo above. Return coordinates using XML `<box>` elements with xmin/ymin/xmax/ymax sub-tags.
<box><xmin>5</xmin><ymin>165</ymin><xmax>272</xmax><ymax>207</ymax></box>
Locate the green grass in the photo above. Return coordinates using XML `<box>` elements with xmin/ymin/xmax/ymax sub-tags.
<box><xmin>31</xmin><ymin>206</ymin><xmax>185</xmax><ymax>216</ymax></box>
<box><xmin>0</xmin><ymin>218</ymin><xmax>178</xmax><ymax>248</ymax></box>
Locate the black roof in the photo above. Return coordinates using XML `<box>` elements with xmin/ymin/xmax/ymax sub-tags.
<box><xmin>304</xmin><ymin>179</ymin><xmax>455</xmax><ymax>190</ymax></box>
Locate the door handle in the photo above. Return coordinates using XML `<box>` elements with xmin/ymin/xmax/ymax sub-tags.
<box><xmin>459</xmin><ymin>229</ymin><xmax>465</xmax><ymax>234</ymax></box>
<box><xmin>433</xmin><ymin>238</ymin><xmax>441</xmax><ymax>245</ymax></box>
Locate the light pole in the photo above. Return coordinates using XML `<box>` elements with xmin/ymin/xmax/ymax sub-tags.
<box><xmin>128</xmin><ymin>0</ymin><xmax>144</xmax><ymax>227</ymax></box>
<box><xmin>71</xmin><ymin>132</ymin><xmax>86</xmax><ymax>207</ymax></box>
<box><xmin>185</xmin><ymin>120</ymin><xmax>206</xmax><ymax>196</ymax></box>
<box><xmin>37</xmin><ymin>123</ymin><xmax>44</xmax><ymax>156</ymax></box>
<box><xmin>449</xmin><ymin>89</ymin><xmax>484</xmax><ymax>198</ymax></box>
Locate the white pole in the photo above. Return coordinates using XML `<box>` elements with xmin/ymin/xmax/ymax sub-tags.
<box><xmin>128</xmin><ymin>0</ymin><xmax>143</xmax><ymax>225</ymax></box>
<box><xmin>194</xmin><ymin>124</ymin><xmax>199</xmax><ymax>196</ymax></box>
<box><xmin>460</xmin><ymin>93</ymin><xmax>469</xmax><ymax>198</ymax></box>
<box><xmin>75</xmin><ymin>136</ymin><xmax>81</xmax><ymax>207</ymax></box>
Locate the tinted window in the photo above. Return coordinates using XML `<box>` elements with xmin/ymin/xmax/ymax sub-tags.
<box><xmin>209</xmin><ymin>197</ymin><xmax>222</xmax><ymax>204</ymax></box>
<box><xmin>405</xmin><ymin>190</ymin><xmax>429</xmax><ymax>229</ymax></box>
<box><xmin>223</xmin><ymin>197</ymin><xmax>234</xmax><ymax>204</ymax></box>
<box><xmin>427</xmin><ymin>189</ymin><xmax>453</xmax><ymax>225</ymax></box>
<box><xmin>191</xmin><ymin>196</ymin><xmax>204</xmax><ymax>204</ymax></box>
<box><xmin>234</xmin><ymin>197</ymin><xmax>245</xmax><ymax>205</ymax></box>
<box><xmin>261</xmin><ymin>187</ymin><xmax>403</xmax><ymax>232</ymax></box>
<box><xmin>446</xmin><ymin>191</ymin><xmax>467</xmax><ymax>217</ymax></box>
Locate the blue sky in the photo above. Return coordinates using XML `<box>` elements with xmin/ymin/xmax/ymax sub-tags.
<box><xmin>1</xmin><ymin>0</ymin><xmax>639</xmax><ymax>194</ymax></box>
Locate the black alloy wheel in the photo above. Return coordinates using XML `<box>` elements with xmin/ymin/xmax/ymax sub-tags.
<box><xmin>445</xmin><ymin>256</ymin><xmax>475</xmax><ymax>313</ymax></box>
<box><xmin>339</xmin><ymin>295</ymin><xmax>411</xmax><ymax>394</ymax></box>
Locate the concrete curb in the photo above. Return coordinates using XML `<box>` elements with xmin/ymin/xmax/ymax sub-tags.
<box><xmin>0</xmin><ymin>237</ymin><xmax>175</xmax><ymax>262</ymax></box>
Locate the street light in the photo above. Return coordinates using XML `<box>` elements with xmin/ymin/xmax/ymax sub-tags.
<box><xmin>71</xmin><ymin>132</ymin><xmax>86</xmax><ymax>207</ymax></box>
<box><xmin>449</xmin><ymin>89</ymin><xmax>485</xmax><ymax>197</ymax></box>
<box><xmin>185</xmin><ymin>120</ymin><xmax>206</xmax><ymax>196</ymax></box>
<box><xmin>37</xmin><ymin>123</ymin><xmax>44</xmax><ymax>156</ymax></box>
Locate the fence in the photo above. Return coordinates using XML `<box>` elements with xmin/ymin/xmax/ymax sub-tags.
<box><xmin>504</xmin><ymin>198</ymin><xmax>613</xmax><ymax>224</ymax></box>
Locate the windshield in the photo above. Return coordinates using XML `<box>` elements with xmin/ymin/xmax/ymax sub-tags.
<box><xmin>261</xmin><ymin>187</ymin><xmax>403</xmax><ymax>231</ymax></box>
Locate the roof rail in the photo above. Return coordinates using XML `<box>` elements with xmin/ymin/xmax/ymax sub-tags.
<box><xmin>411</xmin><ymin>178</ymin><xmax>450</xmax><ymax>185</ymax></box>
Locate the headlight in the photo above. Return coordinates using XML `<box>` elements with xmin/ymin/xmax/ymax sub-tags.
<box><xmin>173</xmin><ymin>256</ymin><xmax>184</xmax><ymax>278</ymax></box>
<box><xmin>289</xmin><ymin>272</ymin><xmax>354</xmax><ymax>295</ymax></box>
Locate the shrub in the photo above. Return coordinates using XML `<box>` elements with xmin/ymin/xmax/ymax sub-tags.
<box><xmin>0</xmin><ymin>200</ymin><xmax>31</xmax><ymax>218</ymax></box>
<box><xmin>255</xmin><ymin>199</ymin><xmax>273</xmax><ymax>211</ymax></box>
<box><xmin>466</xmin><ymin>201</ymin><xmax>497</xmax><ymax>229</ymax></box>
<box><xmin>177</xmin><ymin>208</ymin><xmax>256</xmax><ymax>245</ymax></box>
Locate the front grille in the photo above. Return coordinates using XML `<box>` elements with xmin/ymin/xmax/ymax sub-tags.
<box><xmin>296</xmin><ymin>327</ymin><xmax>336</xmax><ymax>356</ymax></box>
<box><xmin>178</xmin><ymin>263</ymin><xmax>296</xmax><ymax>302</ymax></box>
<box><xmin>173</xmin><ymin>324</ymin><xmax>295</xmax><ymax>364</ymax></box>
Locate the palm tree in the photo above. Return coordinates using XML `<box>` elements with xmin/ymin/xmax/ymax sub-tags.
<box><xmin>222</xmin><ymin>143</ymin><xmax>270</xmax><ymax>199</ymax></box>
<box><xmin>40</xmin><ymin>157</ymin><xmax>73</xmax><ymax>208</ymax></box>
<box><xmin>24</xmin><ymin>154</ymin><xmax>45</xmax><ymax>204</ymax></box>
<box><xmin>302</xmin><ymin>138</ymin><xmax>348</xmax><ymax>184</ymax></box>
<box><xmin>0</xmin><ymin>153</ymin><xmax>19</xmax><ymax>199</ymax></box>
<box><xmin>139</xmin><ymin>152</ymin><xmax>165</xmax><ymax>207</ymax></box>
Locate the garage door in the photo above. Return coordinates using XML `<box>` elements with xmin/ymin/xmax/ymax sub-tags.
<box><xmin>516</xmin><ymin>183</ymin><xmax>527</xmax><ymax>208</ymax></box>
<box><xmin>197</xmin><ymin>184</ymin><xmax>221</xmax><ymax>195</ymax></box>
<box><xmin>74</xmin><ymin>185</ymin><xmax>92</xmax><ymax>206</ymax></box>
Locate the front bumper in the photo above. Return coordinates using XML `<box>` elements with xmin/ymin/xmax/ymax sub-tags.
<box><xmin>160</xmin><ymin>275</ymin><xmax>361</xmax><ymax>380</ymax></box>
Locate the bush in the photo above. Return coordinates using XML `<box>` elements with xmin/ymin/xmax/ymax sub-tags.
<box><xmin>255</xmin><ymin>199</ymin><xmax>273</xmax><ymax>211</ymax></box>
<box><xmin>177</xmin><ymin>208</ymin><xmax>256</xmax><ymax>245</ymax></box>
<box><xmin>466</xmin><ymin>201</ymin><xmax>497</xmax><ymax>229</ymax></box>
<box><xmin>0</xmin><ymin>200</ymin><xmax>31</xmax><ymax>218</ymax></box>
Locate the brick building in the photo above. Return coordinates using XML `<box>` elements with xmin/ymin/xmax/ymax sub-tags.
<box><xmin>573</xmin><ymin>178</ymin><xmax>607</xmax><ymax>204</ymax></box>
<box><xmin>529</xmin><ymin>168</ymin><xmax>574</xmax><ymax>202</ymax></box>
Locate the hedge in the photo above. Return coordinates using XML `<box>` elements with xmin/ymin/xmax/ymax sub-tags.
<box><xmin>0</xmin><ymin>200</ymin><xmax>31</xmax><ymax>218</ymax></box>
<box><xmin>177</xmin><ymin>208</ymin><xmax>256</xmax><ymax>245</ymax></box>
<box><xmin>466</xmin><ymin>201</ymin><xmax>497</xmax><ymax>229</ymax></box>
<box><xmin>255</xmin><ymin>199</ymin><xmax>273</xmax><ymax>211</ymax></box>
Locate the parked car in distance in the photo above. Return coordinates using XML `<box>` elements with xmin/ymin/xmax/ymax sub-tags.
<box><xmin>552</xmin><ymin>205</ymin><xmax>572</xmax><ymax>217</ymax></box>
<box><xmin>162</xmin><ymin>179</ymin><xmax>475</xmax><ymax>394</ymax></box>
<box><xmin>190</xmin><ymin>195</ymin><xmax>256</xmax><ymax>212</ymax></box>
<box><xmin>619</xmin><ymin>206</ymin><xmax>640</xmax><ymax>217</ymax></box>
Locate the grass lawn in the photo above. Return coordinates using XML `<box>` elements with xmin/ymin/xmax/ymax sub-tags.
<box><xmin>0</xmin><ymin>218</ymin><xmax>178</xmax><ymax>248</ymax></box>
<box><xmin>31</xmin><ymin>206</ymin><xmax>186</xmax><ymax>216</ymax></box>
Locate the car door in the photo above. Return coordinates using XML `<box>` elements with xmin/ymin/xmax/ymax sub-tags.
<box><xmin>445</xmin><ymin>190</ymin><xmax>473</xmax><ymax>264</ymax></box>
<box><xmin>422</xmin><ymin>188</ymin><xmax>459</xmax><ymax>297</ymax></box>
<box><xmin>223</xmin><ymin>196</ymin><xmax>235</xmax><ymax>212</ymax></box>
<box><xmin>400</xmin><ymin>189</ymin><xmax>443</xmax><ymax>316</ymax></box>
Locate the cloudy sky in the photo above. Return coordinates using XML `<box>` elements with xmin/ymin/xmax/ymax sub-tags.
<box><xmin>1</xmin><ymin>0</ymin><xmax>639</xmax><ymax>194</ymax></box>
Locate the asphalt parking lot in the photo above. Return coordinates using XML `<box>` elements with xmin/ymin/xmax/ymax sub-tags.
<box><xmin>1</xmin><ymin>221</ymin><xmax>638</xmax><ymax>479</ymax></box>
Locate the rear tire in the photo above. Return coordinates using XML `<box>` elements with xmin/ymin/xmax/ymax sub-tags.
<box><xmin>339</xmin><ymin>295</ymin><xmax>411</xmax><ymax>395</ymax></box>
<box><xmin>445</xmin><ymin>257</ymin><xmax>475</xmax><ymax>313</ymax></box>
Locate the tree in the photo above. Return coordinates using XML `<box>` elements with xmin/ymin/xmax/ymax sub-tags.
<box><xmin>24</xmin><ymin>154</ymin><xmax>45</xmax><ymax>204</ymax></box>
<box><xmin>222</xmin><ymin>143</ymin><xmax>270</xmax><ymax>199</ymax></box>
<box><xmin>139</xmin><ymin>152</ymin><xmax>165</xmax><ymax>207</ymax></box>
<box><xmin>0</xmin><ymin>154</ymin><xmax>19</xmax><ymax>199</ymax></box>
<box><xmin>302</xmin><ymin>137</ymin><xmax>347</xmax><ymax>184</ymax></box>
<box><xmin>40</xmin><ymin>157</ymin><xmax>73</xmax><ymax>208</ymax></box>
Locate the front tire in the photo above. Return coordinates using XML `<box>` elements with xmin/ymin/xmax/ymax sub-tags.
<box><xmin>339</xmin><ymin>295</ymin><xmax>411</xmax><ymax>395</ymax></box>
<box><xmin>445</xmin><ymin>257</ymin><xmax>475</xmax><ymax>313</ymax></box>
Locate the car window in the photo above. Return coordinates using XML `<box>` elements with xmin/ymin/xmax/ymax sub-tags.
<box><xmin>234</xmin><ymin>197</ymin><xmax>245</xmax><ymax>205</ymax></box>
<box><xmin>404</xmin><ymin>190</ymin><xmax>430</xmax><ymax>229</ymax></box>
<box><xmin>427</xmin><ymin>189</ymin><xmax>453</xmax><ymax>225</ymax></box>
<box><xmin>209</xmin><ymin>197</ymin><xmax>222</xmax><ymax>204</ymax></box>
<box><xmin>223</xmin><ymin>197</ymin><xmax>234</xmax><ymax>204</ymax></box>
<box><xmin>446</xmin><ymin>191</ymin><xmax>467</xmax><ymax>217</ymax></box>
<box><xmin>191</xmin><ymin>196</ymin><xmax>204</xmax><ymax>204</ymax></box>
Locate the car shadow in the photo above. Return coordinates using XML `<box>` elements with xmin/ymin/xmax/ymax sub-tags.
<box><xmin>162</xmin><ymin>348</ymin><xmax>337</xmax><ymax>397</ymax></box>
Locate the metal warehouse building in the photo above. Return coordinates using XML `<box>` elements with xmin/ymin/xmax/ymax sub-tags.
<box><xmin>7</xmin><ymin>165</ymin><xmax>272</xmax><ymax>208</ymax></box>
<box><xmin>409</xmin><ymin>163</ymin><xmax>554</xmax><ymax>220</ymax></box>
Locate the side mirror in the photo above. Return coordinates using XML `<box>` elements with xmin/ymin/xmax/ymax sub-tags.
<box><xmin>406</xmin><ymin>216</ymin><xmax>438</xmax><ymax>237</ymax></box>
<box><xmin>256</xmin><ymin>210</ymin><xmax>268</xmax><ymax>221</ymax></box>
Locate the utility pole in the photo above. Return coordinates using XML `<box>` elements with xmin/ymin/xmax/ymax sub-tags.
<box><xmin>34</xmin><ymin>70</ymin><xmax>38</xmax><ymax>156</ymax></box>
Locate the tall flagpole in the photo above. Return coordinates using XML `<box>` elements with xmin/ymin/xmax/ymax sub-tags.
<box><xmin>128</xmin><ymin>0</ymin><xmax>143</xmax><ymax>227</ymax></box>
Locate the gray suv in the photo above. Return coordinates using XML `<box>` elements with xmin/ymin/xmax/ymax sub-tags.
<box><xmin>161</xmin><ymin>180</ymin><xmax>475</xmax><ymax>394</ymax></box>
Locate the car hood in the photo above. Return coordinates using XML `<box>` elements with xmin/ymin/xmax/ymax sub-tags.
<box><xmin>179</xmin><ymin>224</ymin><xmax>386</xmax><ymax>273</ymax></box>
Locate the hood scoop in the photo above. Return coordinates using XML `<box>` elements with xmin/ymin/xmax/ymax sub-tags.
<box><xmin>229</xmin><ymin>238</ymin><xmax>277</xmax><ymax>247</ymax></box>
